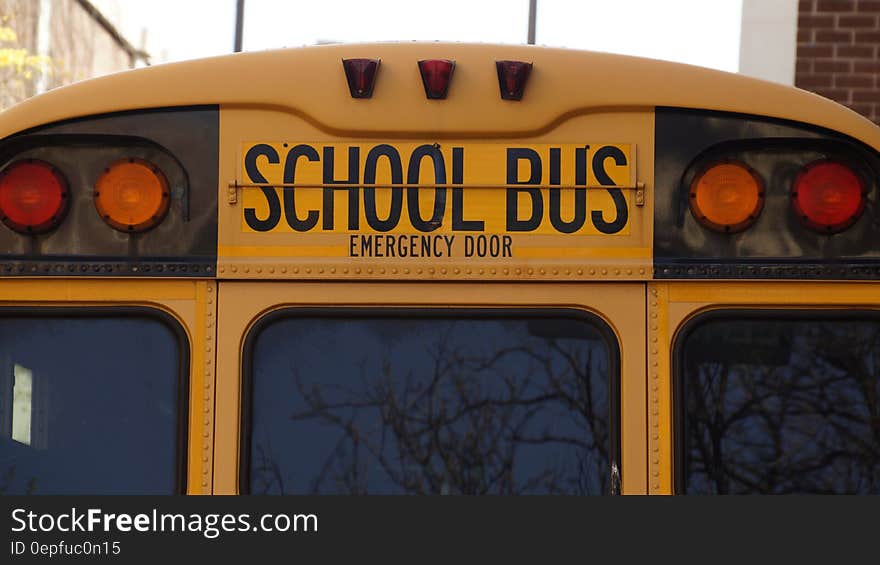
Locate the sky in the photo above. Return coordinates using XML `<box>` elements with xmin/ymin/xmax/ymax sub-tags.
<box><xmin>109</xmin><ymin>0</ymin><xmax>743</xmax><ymax>72</ymax></box>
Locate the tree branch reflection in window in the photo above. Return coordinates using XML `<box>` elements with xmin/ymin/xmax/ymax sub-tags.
<box><xmin>681</xmin><ymin>316</ymin><xmax>880</xmax><ymax>494</ymax></box>
<box><xmin>248</xmin><ymin>314</ymin><xmax>615</xmax><ymax>495</ymax></box>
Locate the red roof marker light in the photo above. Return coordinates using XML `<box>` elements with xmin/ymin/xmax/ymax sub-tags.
<box><xmin>342</xmin><ymin>58</ymin><xmax>380</xmax><ymax>99</ymax></box>
<box><xmin>418</xmin><ymin>59</ymin><xmax>455</xmax><ymax>99</ymax></box>
<box><xmin>496</xmin><ymin>60</ymin><xmax>532</xmax><ymax>101</ymax></box>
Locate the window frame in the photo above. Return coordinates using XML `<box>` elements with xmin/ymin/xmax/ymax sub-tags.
<box><xmin>0</xmin><ymin>306</ymin><xmax>190</xmax><ymax>494</ymax></box>
<box><xmin>239</xmin><ymin>307</ymin><xmax>622</xmax><ymax>495</ymax></box>
<box><xmin>672</xmin><ymin>307</ymin><xmax>880</xmax><ymax>495</ymax></box>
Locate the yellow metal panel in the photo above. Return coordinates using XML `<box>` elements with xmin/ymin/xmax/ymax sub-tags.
<box><xmin>188</xmin><ymin>281</ymin><xmax>217</xmax><ymax>495</ymax></box>
<box><xmin>668</xmin><ymin>282</ymin><xmax>880</xmax><ymax>306</ymax></box>
<box><xmin>214</xmin><ymin>282</ymin><xmax>647</xmax><ymax>494</ymax></box>
<box><xmin>218</xmin><ymin>108</ymin><xmax>654</xmax><ymax>280</ymax></box>
<box><xmin>647</xmin><ymin>283</ymin><xmax>672</xmax><ymax>494</ymax></box>
<box><xmin>1</xmin><ymin>44</ymin><xmax>877</xmax><ymax>151</ymax></box>
<box><xmin>0</xmin><ymin>279</ymin><xmax>197</xmax><ymax>301</ymax></box>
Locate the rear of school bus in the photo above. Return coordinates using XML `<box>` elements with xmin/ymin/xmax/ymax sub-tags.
<box><xmin>0</xmin><ymin>44</ymin><xmax>878</xmax><ymax>496</ymax></box>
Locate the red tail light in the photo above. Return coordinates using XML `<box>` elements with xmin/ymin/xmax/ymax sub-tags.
<box><xmin>342</xmin><ymin>58</ymin><xmax>380</xmax><ymax>99</ymax></box>
<box><xmin>0</xmin><ymin>160</ymin><xmax>69</xmax><ymax>234</ymax></box>
<box><xmin>496</xmin><ymin>60</ymin><xmax>532</xmax><ymax>101</ymax></box>
<box><xmin>792</xmin><ymin>160</ymin><xmax>866</xmax><ymax>233</ymax></box>
<box><xmin>418</xmin><ymin>59</ymin><xmax>455</xmax><ymax>99</ymax></box>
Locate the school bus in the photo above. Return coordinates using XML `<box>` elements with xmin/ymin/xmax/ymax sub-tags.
<box><xmin>0</xmin><ymin>43</ymin><xmax>878</xmax><ymax>495</ymax></box>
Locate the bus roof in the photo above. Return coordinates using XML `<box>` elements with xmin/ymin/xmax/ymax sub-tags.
<box><xmin>1</xmin><ymin>42</ymin><xmax>878</xmax><ymax>150</ymax></box>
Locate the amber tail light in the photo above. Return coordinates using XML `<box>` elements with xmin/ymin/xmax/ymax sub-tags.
<box><xmin>689</xmin><ymin>161</ymin><xmax>765</xmax><ymax>233</ymax></box>
<box><xmin>94</xmin><ymin>158</ymin><xmax>170</xmax><ymax>233</ymax></box>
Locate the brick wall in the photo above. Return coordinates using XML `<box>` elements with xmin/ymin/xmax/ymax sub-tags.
<box><xmin>796</xmin><ymin>0</ymin><xmax>880</xmax><ymax>124</ymax></box>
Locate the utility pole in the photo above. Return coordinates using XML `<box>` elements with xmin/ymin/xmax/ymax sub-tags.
<box><xmin>527</xmin><ymin>0</ymin><xmax>536</xmax><ymax>45</ymax></box>
<box><xmin>234</xmin><ymin>0</ymin><xmax>245</xmax><ymax>53</ymax></box>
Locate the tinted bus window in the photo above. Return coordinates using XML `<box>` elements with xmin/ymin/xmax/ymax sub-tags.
<box><xmin>0</xmin><ymin>313</ymin><xmax>185</xmax><ymax>494</ymax></box>
<box><xmin>245</xmin><ymin>311</ymin><xmax>618</xmax><ymax>495</ymax></box>
<box><xmin>678</xmin><ymin>313</ymin><xmax>880</xmax><ymax>494</ymax></box>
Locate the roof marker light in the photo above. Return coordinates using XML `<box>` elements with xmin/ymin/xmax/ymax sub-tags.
<box><xmin>496</xmin><ymin>60</ymin><xmax>532</xmax><ymax>101</ymax></box>
<box><xmin>342</xmin><ymin>58</ymin><xmax>380</xmax><ymax>99</ymax></box>
<box><xmin>0</xmin><ymin>159</ymin><xmax>69</xmax><ymax>234</ymax></box>
<box><xmin>418</xmin><ymin>59</ymin><xmax>455</xmax><ymax>99</ymax></box>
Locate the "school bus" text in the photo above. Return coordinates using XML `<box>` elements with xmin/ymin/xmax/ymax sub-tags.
<box><xmin>242</xmin><ymin>143</ymin><xmax>630</xmax><ymax>235</ymax></box>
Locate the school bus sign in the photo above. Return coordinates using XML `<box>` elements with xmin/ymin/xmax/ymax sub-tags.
<box><xmin>238</xmin><ymin>142</ymin><xmax>635</xmax><ymax>261</ymax></box>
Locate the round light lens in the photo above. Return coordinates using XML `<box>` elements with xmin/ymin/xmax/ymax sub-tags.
<box><xmin>792</xmin><ymin>160</ymin><xmax>865</xmax><ymax>233</ymax></box>
<box><xmin>95</xmin><ymin>158</ymin><xmax>170</xmax><ymax>232</ymax></box>
<box><xmin>690</xmin><ymin>161</ymin><xmax>764</xmax><ymax>233</ymax></box>
<box><xmin>0</xmin><ymin>160</ymin><xmax>69</xmax><ymax>234</ymax></box>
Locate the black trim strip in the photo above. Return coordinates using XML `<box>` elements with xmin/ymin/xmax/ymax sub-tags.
<box><xmin>0</xmin><ymin>306</ymin><xmax>190</xmax><ymax>494</ymax></box>
<box><xmin>0</xmin><ymin>259</ymin><xmax>215</xmax><ymax>277</ymax></box>
<box><xmin>671</xmin><ymin>307</ymin><xmax>880</xmax><ymax>495</ymax></box>
<box><xmin>238</xmin><ymin>307</ymin><xmax>622</xmax><ymax>495</ymax></box>
<box><xmin>655</xmin><ymin>261</ymin><xmax>880</xmax><ymax>280</ymax></box>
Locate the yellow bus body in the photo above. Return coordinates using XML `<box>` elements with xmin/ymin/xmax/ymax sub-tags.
<box><xmin>1</xmin><ymin>43</ymin><xmax>879</xmax><ymax>495</ymax></box>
